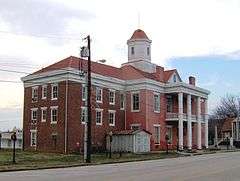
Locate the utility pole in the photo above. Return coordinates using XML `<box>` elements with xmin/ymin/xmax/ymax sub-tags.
<box><xmin>81</xmin><ymin>35</ymin><xmax>92</xmax><ymax>163</ymax></box>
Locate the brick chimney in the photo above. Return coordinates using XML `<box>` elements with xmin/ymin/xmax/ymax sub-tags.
<box><xmin>189</xmin><ymin>76</ymin><xmax>196</xmax><ymax>86</ymax></box>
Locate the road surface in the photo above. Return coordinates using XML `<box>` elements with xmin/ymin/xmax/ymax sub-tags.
<box><xmin>1</xmin><ymin>152</ymin><xmax>240</xmax><ymax>181</ymax></box>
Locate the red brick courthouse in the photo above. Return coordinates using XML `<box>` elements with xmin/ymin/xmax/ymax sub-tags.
<box><xmin>22</xmin><ymin>29</ymin><xmax>210</xmax><ymax>153</ymax></box>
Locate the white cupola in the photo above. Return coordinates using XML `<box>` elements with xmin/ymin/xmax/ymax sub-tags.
<box><xmin>122</xmin><ymin>29</ymin><xmax>156</xmax><ymax>73</ymax></box>
<box><xmin>127</xmin><ymin>29</ymin><xmax>152</xmax><ymax>62</ymax></box>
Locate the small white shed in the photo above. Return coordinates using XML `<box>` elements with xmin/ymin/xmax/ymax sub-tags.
<box><xmin>106</xmin><ymin>130</ymin><xmax>151</xmax><ymax>153</ymax></box>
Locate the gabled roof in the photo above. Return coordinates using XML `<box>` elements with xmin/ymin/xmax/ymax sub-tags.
<box><xmin>129</xmin><ymin>29</ymin><xmax>150</xmax><ymax>40</ymax></box>
<box><xmin>163</xmin><ymin>69</ymin><xmax>182</xmax><ymax>83</ymax></box>
<box><xmin>27</xmin><ymin>56</ymin><xmax>180</xmax><ymax>83</ymax></box>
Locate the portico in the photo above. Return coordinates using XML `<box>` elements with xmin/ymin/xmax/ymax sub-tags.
<box><xmin>165</xmin><ymin>84</ymin><xmax>209</xmax><ymax>150</ymax></box>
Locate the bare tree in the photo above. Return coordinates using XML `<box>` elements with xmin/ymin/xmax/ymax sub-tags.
<box><xmin>213</xmin><ymin>95</ymin><xmax>240</xmax><ymax>119</ymax></box>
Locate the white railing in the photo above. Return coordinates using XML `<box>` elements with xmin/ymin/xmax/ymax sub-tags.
<box><xmin>166</xmin><ymin>113</ymin><xmax>205</xmax><ymax>122</ymax></box>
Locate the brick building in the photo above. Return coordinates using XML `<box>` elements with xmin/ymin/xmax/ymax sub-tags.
<box><xmin>21</xmin><ymin>29</ymin><xmax>210</xmax><ymax>153</ymax></box>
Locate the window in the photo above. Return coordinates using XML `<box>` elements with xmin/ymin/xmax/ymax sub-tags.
<box><xmin>131</xmin><ymin>124</ymin><xmax>140</xmax><ymax>130</ymax></box>
<box><xmin>51</xmin><ymin>106</ymin><xmax>58</xmax><ymax>124</ymax></box>
<box><xmin>42</xmin><ymin>85</ymin><xmax>47</xmax><ymax>99</ymax></box>
<box><xmin>131</xmin><ymin>92</ymin><xmax>140</xmax><ymax>111</ymax></box>
<box><xmin>154</xmin><ymin>93</ymin><xmax>160</xmax><ymax>113</ymax></box>
<box><xmin>167</xmin><ymin>126</ymin><xmax>173</xmax><ymax>144</ymax></box>
<box><xmin>30</xmin><ymin>130</ymin><xmax>37</xmax><ymax>147</ymax></box>
<box><xmin>41</xmin><ymin>107</ymin><xmax>47</xmax><ymax>122</ymax></box>
<box><xmin>109</xmin><ymin>90</ymin><xmax>115</xmax><ymax>105</ymax></box>
<box><xmin>82</xmin><ymin>85</ymin><xmax>87</xmax><ymax>101</ymax></box>
<box><xmin>131</xmin><ymin>47</ymin><xmax>135</xmax><ymax>55</ymax></box>
<box><xmin>32</xmin><ymin>87</ymin><xmax>38</xmax><ymax>102</ymax></box>
<box><xmin>51</xmin><ymin>84</ymin><xmax>58</xmax><ymax>100</ymax></box>
<box><xmin>81</xmin><ymin>107</ymin><xmax>87</xmax><ymax>124</ymax></box>
<box><xmin>173</xmin><ymin>74</ymin><xmax>177</xmax><ymax>83</ymax></box>
<box><xmin>154</xmin><ymin>125</ymin><xmax>160</xmax><ymax>144</ymax></box>
<box><xmin>108</xmin><ymin>110</ymin><xmax>116</xmax><ymax>126</ymax></box>
<box><xmin>120</xmin><ymin>94</ymin><xmax>125</xmax><ymax>110</ymax></box>
<box><xmin>31</xmin><ymin>108</ymin><xmax>38</xmax><ymax>122</ymax></box>
<box><xmin>96</xmin><ymin>87</ymin><xmax>102</xmax><ymax>103</ymax></box>
<box><xmin>96</xmin><ymin>109</ymin><xmax>103</xmax><ymax>125</ymax></box>
<box><xmin>147</xmin><ymin>47</ymin><xmax>150</xmax><ymax>56</ymax></box>
<box><xmin>167</xmin><ymin>96</ymin><xmax>173</xmax><ymax>112</ymax></box>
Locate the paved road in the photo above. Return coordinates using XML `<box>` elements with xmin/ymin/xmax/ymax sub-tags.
<box><xmin>1</xmin><ymin>152</ymin><xmax>240</xmax><ymax>181</ymax></box>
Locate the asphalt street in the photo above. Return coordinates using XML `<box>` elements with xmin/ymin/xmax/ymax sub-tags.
<box><xmin>1</xmin><ymin>151</ymin><xmax>240</xmax><ymax>181</ymax></box>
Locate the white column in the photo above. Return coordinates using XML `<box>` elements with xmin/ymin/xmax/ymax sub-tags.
<box><xmin>178</xmin><ymin>92</ymin><xmax>183</xmax><ymax>150</ymax></box>
<box><xmin>232</xmin><ymin>122</ymin><xmax>234</xmax><ymax>140</ymax></box>
<box><xmin>204</xmin><ymin>99</ymin><xmax>209</xmax><ymax>149</ymax></box>
<box><xmin>187</xmin><ymin>94</ymin><xmax>192</xmax><ymax>150</ymax></box>
<box><xmin>197</xmin><ymin>97</ymin><xmax>202</xmax><ymax>149</ymax></box>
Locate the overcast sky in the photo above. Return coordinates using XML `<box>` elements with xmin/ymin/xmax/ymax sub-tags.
<box><xmin>0</xmin><ymin>0</ymin><xmax>240</xmax><ymax>131</ymax></box>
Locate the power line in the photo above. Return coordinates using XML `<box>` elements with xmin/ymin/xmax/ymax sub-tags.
<box><xmin>0</xmin><ymin>30</ymin><xmax>83</xmax><ymax>40</ymax></box>
<box><xmin>0</xmin><ymin>68</ymin><xmax>30</xmax><ymax>74</ymax></box>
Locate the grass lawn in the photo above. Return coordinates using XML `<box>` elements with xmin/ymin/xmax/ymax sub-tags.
<box><xmin>0</xmin><ymin>150</ymin><xmax>178</xmax><ymax>172</ymax></box>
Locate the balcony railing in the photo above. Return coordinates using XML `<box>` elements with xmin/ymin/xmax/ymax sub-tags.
<box><xmin>166</xmin><ymin>113</ymin><xmax>205</xmax><ymax>122</ymax></box>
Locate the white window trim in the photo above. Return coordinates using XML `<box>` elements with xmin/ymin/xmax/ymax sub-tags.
<box><xmin>153</xmin><ymin>92</ymin><xmax>161</xmax><ymax>113</ymax></box>
<box><xmin>81</xmin><ymin>106</ymin><xmax>87</xmax><ymax>124</ymax></box>
<box><xmin>108</xmin><ymin>110</ymin><xmax>116</xmax><ymax>126</ymax></box>
<box><xmin>31</xmin><ymin>108</ymin><xmax>38</xmax><ymax>121</ymax></box>
<box><xmin>109</xmin><ymin>89</ymin><xmax>115</xmax><ymax>105</ymax></box>
<box><xmin>42</xmin><ymin>85</ymin><xmax>47</xmax><ymax>99</ymax></box>
<box><xmin>120</xmin><ymin>93</ymin><xmax>125</xmax><ymax>110</ymax></box>
<box><xmin>30</xmin><ymin>129</ymin><xmax>37</xmax><ymax>147</ymax></box>
<box><xmin>96</xmin><ymin>87</ymin><xmax>103</xmax><ymax>103</ymax></box>
<box><xmin>95</xmin><ymin>108</ymin><xmax>103</xmax><ymax>125</ymax></box>
<box><xmin>130</xmin><ymin>123</ymin><xmax>141</xmax><ymax>130</ymax></box>
<box><xmin>31</xmin><ymin>86</ymin><xmax>38</xmax><ymax>102</ymax></box>
<box><xmin>153</xmin><ymin>124</ymin><xmax>161</xmax><ymax>145</ymax></box>
<box><xmin>82</xmin><ymin>85</ymin><xmax>87</xmax><ymax>101</ymax></box>
<box><xmin>50</xmin><ymin>106</ymin><xmax>58</xmax><ymax>124</ymax></box>
<box><xmin>51</xmin><ymin>84</ymin><xmax>58</xmax><ymax>100</ymax></box>
<box><xmin>166</xmin><ymin>125</ymin><xmax>173</xmax><ymax>144</ymax></box>
<box><xmin>41</xmin><ymin>107</ymin><xmax>47</xmax><ymax>122</ymax></box>
<box><xmin>131</xmin><ymin>91</ymin><xmax>140</xmax><ymax>112</ymax></box>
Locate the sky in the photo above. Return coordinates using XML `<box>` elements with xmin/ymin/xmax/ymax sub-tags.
<box><xmin>0</xmin><ymin>0</ymin><xmax>240</xmax><ymax>131</ymax></box>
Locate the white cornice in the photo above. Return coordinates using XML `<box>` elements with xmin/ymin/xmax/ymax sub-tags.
<box><xmin>21</xmin><ymin>68</ymin><xmax>210</xmax><ymax>98</ymax></box>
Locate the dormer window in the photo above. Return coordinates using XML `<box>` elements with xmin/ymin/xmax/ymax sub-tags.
<box><xmin>147</xmin><ymin>47</ymin><xmax>150</xmax><ymax>56</ymax></box>
<box><xmin>131</xmin><ymin>47</ymin><xmax>135</xmax><ymax>55</ymax></box>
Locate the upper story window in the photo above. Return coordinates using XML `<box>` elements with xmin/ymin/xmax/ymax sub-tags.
<box><xmin>82</xmin><ymin>85</ymin><xmax>87</xmax><ymax>101</ymax></box>
<box><xmin>32</xmin><ymin>86</ymin><xmax>38</xmax><ymax>102</ymax></box>
<box><xmin>154</xmin><ymin>93</ymin><xmax>160</xmax><ymax>113</ymax></box>
<box><xmin>131</xmin><ymin>92</ymin><xmax>140</xmax><ymax>112</ymax></box>
<box><xmin>131</xmin><ymin>47</ymin><xmax>135</xmax><ymax>55</ymax></box>
<box><xmin>31</xmin><ymin>108</ymin><xmax>38</xmax><ymax>121</ymax></box>
<box><xmin>147</xmin><ymin>47</ymin><xmax>150</xmax><ymax>56</ymax></box>
<box><xmin>50</xmin><ymin>106</ymin><xmax>58</xmax><ymax>124</ymax></box>
<box><xmin>96</xmin><ymin>108</ymin><xmax>103</xmax><ymax>125</ymax></box>
<box><xmin>81</xmin><ymin>106</ymin><xmax>87</xmax><ymax>124</ymax></box>
<box><xmin>51</xmin><ymin>84</ymin><xmax>58</xmax><ymax>100</ymax></box>
<box><xmin>109</xmin><ymin>90</ymin><xmax>115</xmax><ymax>105</ymax></box>
<box><xmin>120</xmin><ymin>93</ymin><xmax>125</xmax><ymax>110</ymax></box>
<box><xmin>42</xmin><ymin>85</ymin><xmax>47</xmax><ymax>99</ymax></box>
<box><xmin>96</xmin><ymin>87</ymin><xmax>102</xmax><ymax>103</ymax></box>
<box><xmin>108</xmin><ymin>110</ymin><xmax>116</xmax><ymax>126</ymax></box>
<box><xmin>167</xmin><ymin>96</ymin><xmax>173</xmax><ymax>113</ymax></box>
<box><xmin>41</xmin><ymin>107</ymin><xmax>47</xmax><ymax>122</ymax></box>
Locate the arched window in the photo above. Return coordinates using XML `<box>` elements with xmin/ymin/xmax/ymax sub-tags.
<box><xmin>131</xmin><ymin>47</ymin><xmax>135</xmax><ymax>55</ymax></box>
<box><xmin>147</xmin><ymin>47</ymin><xmax>150</xmax><ymax>56</ymax></box>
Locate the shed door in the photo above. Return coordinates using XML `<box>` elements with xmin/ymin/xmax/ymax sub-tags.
<box><xmin>136</xmin><ymin>133</ymin><xmax>149</xmax><ymax>153</ymax></box>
